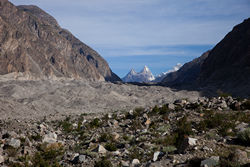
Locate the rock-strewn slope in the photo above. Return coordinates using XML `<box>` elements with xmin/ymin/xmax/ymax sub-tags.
<box><xmin>0</xmin><ymin>76</ymin><xmax>200</xmax><ymax>120</ymax></box>
<box><xmin>0</xmin><ymin>96</ymin><xmax>249</xmax><ymax>166</ymax></box>
<box><xmin>0</xmin><ymin>0</ymin><xmax>120</xmax><ymax>81</ymax></box>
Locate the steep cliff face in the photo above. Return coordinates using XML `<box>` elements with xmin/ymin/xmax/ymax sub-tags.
<box><xmin>0</xmin><ymin>0</ymin><xmax>121</xmax><ymax>81</ymax></box>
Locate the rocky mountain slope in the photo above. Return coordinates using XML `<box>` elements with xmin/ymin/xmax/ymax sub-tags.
<box><xmin>163</xmin><ymin>18</ymin><xmax>250</xmax><ymax>97</ymax></box>
<box><xmin>122</xmin><ymin>66</ymin><xmax>155</xmax><ymax>83</ymax></box>
<box><xmin>0</xmin><ymin>0</ymin><xmax>120</xmax><ymax>81</ymax></box>
<box><xmin>199</xmin><ymin>18</ymin><xmax>250</xmax><ymax>94</ymax></box>
<box><xmin>162</xmin><ymin>51</ymin><xmax>210</xmax><ymax>87</ymax></box>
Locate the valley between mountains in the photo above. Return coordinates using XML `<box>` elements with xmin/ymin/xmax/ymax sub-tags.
<box><xmin>0</xmin><ymin>0</ymin><xmax>249</xmax><ymax>166</ymax></box>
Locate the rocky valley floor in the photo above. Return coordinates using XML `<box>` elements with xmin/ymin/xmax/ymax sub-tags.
<box><xmin>0</xmin><ymin>75</ymin><xmax>200</xmax><ymax>121</ymax></box>
<box><xmin>0</xmin><ymin>76</ymin><xmax>249</xmax><ymax>167</ymax></box>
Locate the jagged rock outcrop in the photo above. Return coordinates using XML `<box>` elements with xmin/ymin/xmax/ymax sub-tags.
<box><xmin>0</xmin><ymin>0</ymin><xmax>121</xmax><ymax>81</ymax></box>
<box><xmin>163</xmin><ymin>18</ymin><xmax>250</xmax><ymax>96</ymax></box>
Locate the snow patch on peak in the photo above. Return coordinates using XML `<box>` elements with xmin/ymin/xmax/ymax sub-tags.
<box><xmin>122</xmin><ymin>66</ymin><xmax>155</xmax><ymax>83</ymax></box>
<box><xmin>154</xmin><ymin>63</ymin><xmax>182</xmax><ymax>82</ymax></box>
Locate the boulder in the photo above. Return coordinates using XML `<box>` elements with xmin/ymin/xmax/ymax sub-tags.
<box><xmin>43</xmin><ymin>132</ymin><xmax>57</xmax><ymax>143</ymax></box>
<box><xmin>231</xmin><ymin>149</ymin><xmax>249</xmax><ymax>165</ymax></box>
<box><xmin>200</xmin><ymin>156</ymin><xmax>219</xmax><ymax>167</ymax></box>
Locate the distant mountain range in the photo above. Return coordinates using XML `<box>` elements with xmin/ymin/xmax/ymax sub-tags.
<box><xmin>0</xmin><ymin>0</ymin><xmax>121</xmax><ymax>81</ymax></box>
<box><xmin>122</xmin><ymin>64</ymin><xmax>182</xmax><ymax>83</ymax></box>
<box><xmin>122</xmin><ymin>66</ymin><xmax>155</xmax><ymax>82</ymax></box>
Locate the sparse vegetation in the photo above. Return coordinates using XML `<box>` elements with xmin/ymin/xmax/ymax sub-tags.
<box><xmin>94</xmin><ymin>158</ymin><xmax>113</xmax><ymax>167</ymax></box>
<box><xmin>237</xmin><ymin>128</ymin><xmax>250</xmax><ymax>146</ymax></box>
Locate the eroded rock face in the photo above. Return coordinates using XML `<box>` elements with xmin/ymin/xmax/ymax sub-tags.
<box><xmin>0</xmin><ymin>0</ymin><xmax>121</xmax><ymax>81</ymax></box>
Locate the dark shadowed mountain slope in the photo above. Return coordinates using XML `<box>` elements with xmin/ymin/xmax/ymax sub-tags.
<box><xmin>163</xmin><ymin>18</ymin><xmax>250</xmax><ymax>97</ymax></box>
<box><xmin>199</xmin><ymin>18</ymin><xmax>250</xmax><ymax>88</ymax></box>
<box><xmin>0</xmin><ymin>0</ymin><xmax>121</xmax><ymax>81</ymax></box>
<box><xmin>162</xmin><ymin>51</ymin><xmax>210</xmax><ymax>87</ymax></box>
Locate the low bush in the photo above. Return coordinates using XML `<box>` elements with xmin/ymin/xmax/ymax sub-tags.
<box><xmin>94</xmin><ymin>158</ymin><xmax>113</xmax><ymax>167</ymax></box>
<box><xmin>105</xmin><ymin>142</ymin><xmax>117</xmax><ymax>151</ymax></box>
<box><xmin>237</xmin><ymin>128</ymin><xmax>250</xmax><ymax>146</ymax></box>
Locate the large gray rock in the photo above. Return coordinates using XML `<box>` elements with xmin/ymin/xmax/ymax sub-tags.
<box><xmin>200</xmin><ymin>156</ymin><xmax>219</xmax><ymax>167</ymax></box>
<box><xmin>231</xmin><ymin>149</ymin><xmax>249</xmax><ymax>165</ymax></box>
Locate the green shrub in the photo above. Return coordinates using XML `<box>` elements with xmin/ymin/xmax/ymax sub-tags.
<box><xmin>94</xmin><ymin>158</ymin><xmax>113</xmax><ymax>167</ymax></box>
<box><xmin>241</xmin><ymin>100</ymin><xmax>250</xmax><ymax>110</ymax></box>
<box><xmin>105</xmin><ymin>142</ymin><xmax>117</xmax><ymax>151</ymax></box>
<box><xmin>60</xmin><ymin>117</ymin><xmax>73</xmax><ymax>133</ymax></box>
<box><xmin>99</xmin><ymin>133</ymin><xmax>112</xmax><ymax>142</ymax></box>
<box><xmin>217</xmin><ymin>90</ymin><xmax>231</xmax><ymax>98</ymax></box>
<box><xmin>32</xmin><ymin>143</ymin><xmax>64</xmax><ymax>166</ymax></box>
<box><xmin>150</xmin><ymin>105</ymin><xmax>159</xmax><ymax>115</ymax></box>
<box><xmin>130</xmin><ymin>119</ymin><xmax>142</xmax><ymax>131</ymax></box>
<box><xmin>237</xmin><ymin>128</ymin><xmax>250</xmax><ymax>146</ymax></box>
<box><xmin>90</xmin><ymin>118</ymin><xmax>102</xmax><ymax>128</ymax></box>
<box><xmin>30</xmin><ymin>133</ymin><xmax>42</xmax><ymax>141</ymax></box>
<box><xmin>159</xmin><ymin>104</ymin><xmax>170</xmax><ymax>115</ymax></box>
<box><xmin>133</xmin><ymin>107</ymin><xmax>144</xmax><ymax>117</ymax></box>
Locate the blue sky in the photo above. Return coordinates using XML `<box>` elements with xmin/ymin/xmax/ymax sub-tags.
<box><xmin>9</xmin><ymin>0</ymin><xmax>250</xmax><ymax>77</ymax></box>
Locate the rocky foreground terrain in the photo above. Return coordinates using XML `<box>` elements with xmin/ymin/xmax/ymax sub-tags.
<box><xmin>0</xmin><ymin>93</ymin><xmax>249</xmax><ymax>166</ymax></box>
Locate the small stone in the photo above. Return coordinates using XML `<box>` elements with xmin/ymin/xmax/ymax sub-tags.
<box><xmin>112</xmin><ymin>132</ymin><xmax>120</xmax><ymax>140</ymax></box>
<box><xmin>203</xmin><ymin>146</ymin><xmax>210</xmax><ymax>151</ymax></box>
<box><xmin>121</xmin><ymin>160</ymin><xmax>129</xmax><ymax>167</ymax></box>
<box><xmin>93</xmin><ymin>145</ymin><xmax>107</xmax><ymax>154</ymax></box>
<box><xmin>153</xmin><ymin>151</ymin><xmax>161</xmax><ymax>162</ymax></box>
<box><xmin>168</xmin><ymin>103</ymin><xmax>175</xmax><ymax>110</ymax></box>
<box><xmin>8</xmin><ymin>138</ymin><xmax>21</xmax><ymax>148</ymax></box>
<box><xmin>131</xmin><ymin>159</ymin><xmax>140</xmax><ymax>166</ymax></box>
<box><xmin>72</xmin><ymin>155</ymin><xmax>86</xmax><ymax>164</ymax></box>
<box><xmin>112</xmin><ymin>150</ymin><xmax>121</xmax><ymax>156</ymax></box>
<box><xmin>235</xmin><ymin>122</ymin><xmax>248</xmax><ymax>132</ymax></box>
<box><xmin>188</xmin><ymin>137</ymin><xmax>197</xmax><ymax>146</ymax></box>
<box><xmin>43</xmin><ymin>132</ymin><xmax>57</xmax><ymax>143</ymax></box>
<box><xmin>0</xmin><ymin>155</ymin><xmax>4</xmax><ymax>163</ymax></box>
<box><xmin>145</xmin><ymin>119</ymin><xmax>151</xmax><ymax>125</ymax></box>
<box><xmin>200</xmin><ymin>156</ymin><xmax>219</xmax><ymax>167</ymax></box>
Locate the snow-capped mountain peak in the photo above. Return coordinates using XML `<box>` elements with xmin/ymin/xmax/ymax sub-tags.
<box><xmin>141</xmin><ymin>65</ymin><xmax>150</xmax><ymax>73</ymax></box>
<box><xmin>154</xmin><ymin>63</ymin><xmax>182</xmax><ymax>82</ymax></box>
<box><xmin>122</xmin><ymin>66</ymin><xmax>155</xmax><ymax>83</ymax></box>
